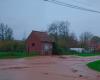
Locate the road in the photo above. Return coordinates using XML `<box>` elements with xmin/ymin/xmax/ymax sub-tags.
<box><xmin>0</xmin><ymin>55</ymin><xmax>100</xmax><ymax>80</ymax></box>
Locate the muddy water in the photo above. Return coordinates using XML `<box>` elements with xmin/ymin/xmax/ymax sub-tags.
<box><xmin>0</xmin><ymin>56</ymin><xmax>100</xmax><ymax>80</ymax></box>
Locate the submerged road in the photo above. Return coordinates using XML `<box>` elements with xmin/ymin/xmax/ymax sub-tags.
<box><xmin>0</xmin><ymin>55</ymin><xmax>100</xmax><ymax>80</ymax></box>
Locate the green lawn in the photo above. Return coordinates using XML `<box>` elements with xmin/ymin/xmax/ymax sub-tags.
<box><xmin>0</xmin><ymin>51</ymin><xmax>100</xmax><ymax>59</ymax></box>
<box><xmin>0</xmin><ymin>51</ymin><xmax>38</xmax><ymax>59</ymax></box>
<box><xmin>87</xmin><ymin>60</ymin><xmax>100</xmax><ymax>72</ymax></box>
<box><xmin>63</xmin><ymin>51</ymin><xmax>100</xmax><ymax>57</ymax></box>
<box><xmin>76</xmin><ymin>53</ymin><xmax>100</xmax><ymax>57</ymax></box>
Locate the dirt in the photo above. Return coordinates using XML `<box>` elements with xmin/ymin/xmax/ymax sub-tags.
<box><xmin>0</xmin><ymin>55</ymin><xmax>100</xmax><ymax>80</ymax></box>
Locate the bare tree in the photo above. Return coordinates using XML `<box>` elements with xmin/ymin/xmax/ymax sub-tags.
<box><xmin>58</xmin><ymin>21</ymin><xmax>69</xmax><ymax>38</ymax></box>
<box><xmin>48</xmin><ymin>20</ymin><xmax>78</xmax><ymax>48</ymax></box>
<box><xmin>90</xmin><ymin>36</ymin><xmax>100</xmax><ymax>51</ymax></box>
<box><xmin>48</xmin><ymin>21</ymin><xmax>59</xmax><ymax>42</ymax></box>
<box><xmin>0</xmin><ymin>23</ymin><xmax>5</xmax><ymax>40</ymax></box>
<box><xmin>0</xmin><ymin>23</ymin><xmax>13</xmax><ymax>40</ymax></box>
<box><xmin>68</xmin><ymin>33</ymin><xmax>78</xmax><ymax>48</ymax></box>
<box><xmin>79</xmin><ymin>32</ymin><xmax>93</xmax><ymax>49</ymax></box>
<box><xmin>91</xmin><ymin>36</ymin><xmax>100</xmax><ymax>43</ymax></box>
<box><xmin>48</xmin><ymin>21</ymin><xmax>70</xmax><ymax>46</ymax></box>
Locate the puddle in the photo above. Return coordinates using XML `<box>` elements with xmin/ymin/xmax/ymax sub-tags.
<box><xmin>31</xmin><ymin>62</ymin><xmax>56</xmax><ymax>65</ymax></box>
<box><xmin>72</xmin><ymin>69</ymin><xmax>78</xmax><ymax>73</ymax></box>
<box><xmin>43</xmin><ymin>73</ymin><xmax>49</xmax><ymax>75</ymax></box>
<box><xmin>1</xmin><ymin>66</ymin><xmax>29</xmax><ymax>70</ymax></box>
<box><xmin>59</xmin><ymin>56</ymin><xmax>67</xmax><ymax>59</ymax></box>
<box><xmin>13</xmin><ymin>59</ymin><xmax>26</xmax><ymax>63</ymax></box>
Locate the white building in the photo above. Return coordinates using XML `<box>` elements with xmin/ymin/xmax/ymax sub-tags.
<box><xmin>70</xmin><ymin>48</ymin><xmax>84</xmax><ymax>53</ymax></box>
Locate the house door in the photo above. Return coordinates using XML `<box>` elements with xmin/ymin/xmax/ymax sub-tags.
<box><xmin>43</xmin><ymin>43</ymin><xmax>52</xmax><ymax>55</ymax></box>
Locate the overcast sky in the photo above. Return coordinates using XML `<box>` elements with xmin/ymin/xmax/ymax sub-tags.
<box><xmin>0</xmin><ymin>0</ymin><xmax>100</xmax><ymax>40</ymax></box>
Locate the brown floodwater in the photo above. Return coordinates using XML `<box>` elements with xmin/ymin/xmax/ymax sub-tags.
<box><xmin>0</xmin><ymin>56</ymin><xmax>100</xmax><ymax>80</ymax></box>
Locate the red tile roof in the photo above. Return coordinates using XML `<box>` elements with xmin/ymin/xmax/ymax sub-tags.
<box><xmin>28</xmin><ymin>31</ymin><xmax>54</xmax><ymax>42</ymax></box>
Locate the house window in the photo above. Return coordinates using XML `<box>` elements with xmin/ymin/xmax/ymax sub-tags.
<box><xmin>32</xmin><ymin>43</ymin><xmax>35</xmax><ymax>47</ymax></box>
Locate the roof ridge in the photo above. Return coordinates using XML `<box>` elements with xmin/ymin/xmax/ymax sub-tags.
<box><xmin>32</xmin><ymin>30</ymin><xmax>47</xmax><ymax>33</ymax></box>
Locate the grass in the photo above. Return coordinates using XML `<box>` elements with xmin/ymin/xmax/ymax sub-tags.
<box><xmin>87</xmin><ymin>60</ymin><xmax>100</xmax><ymax>72</ymax></box>
<box><xmin>0</xmin><ymin>51</ymin><xmax>38</xmax><ymax>59</ymax></box>
<box><xmin>55</xmin><ymin>47</ymin><xmax>100</xmax><ymax>57</ymax></box>
<box><xmin>75</xmin><ymin>53</ymin><xmax>100</xmax><ymax>57</ymax></box>
<box><xmin>0</xmin><ymin>50</ymin><xmax>100</xmax><ymax>59</ymax></box>
<box><xmin>62</xmin><ymin>50</ymin><xmax>100</xmax><ymax>57</ymax></box>
<box><xmin>55</xmin><ymin>48</ymin><xmax>100</xmax><ymax>57</ymax></box>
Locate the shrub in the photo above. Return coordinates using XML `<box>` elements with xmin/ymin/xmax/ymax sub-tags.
<box><xmin>0</xmin><ymin>40</ymin><xmax>26</xmax><ymax>52</ymax></box>
<box><xmin>53</xmin><ymin>43</ymin><xmax>70</xmax><ymax>55</ymax></box>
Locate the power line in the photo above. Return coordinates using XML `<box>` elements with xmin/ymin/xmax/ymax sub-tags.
<box><xmin>44</xmin><ymin>0</ymin><xmax>100</xmax><ymax>14</ymax></box>
<box><xmin>71</xmin><ymin>0</ymin><xmax>89</xmax><ymax>6</ymax></box>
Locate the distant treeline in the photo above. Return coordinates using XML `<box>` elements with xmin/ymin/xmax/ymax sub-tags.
<box><xmin>0</xmin><ymin>40</ymin><xmax>25</xmax><ymax>52</ymax></box>
<box><xmin>1</xmin><ymin>20</ymin><xmax>100</xmax><ymax>52</ymax></box>
<box><xmin>48</xmin><ymin>20</ymin><xmax>100</xmax><ymax>52</ymax></box>
<box><xmin>0</xmin><ymin>23</ymin><xmax>26</xmax><ymax>52</ymax></box>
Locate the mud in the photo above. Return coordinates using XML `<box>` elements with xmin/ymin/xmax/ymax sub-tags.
<box><xmin>0</xmin><ymin>55</ymin><xmax>100</xmax><ymax>80</ymax></box>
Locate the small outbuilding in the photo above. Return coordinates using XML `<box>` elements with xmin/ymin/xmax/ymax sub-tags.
<box><xmin>70</xmin><ymin>48</ymin><xmax>84</xmax><ymax>53</ymax></box>
<box><xmin>26</xmin><ymin>31</ymin><xmax>54</xmax><ymax>55</ymax></box>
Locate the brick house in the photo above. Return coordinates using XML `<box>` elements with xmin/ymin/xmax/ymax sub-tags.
<box><xmin>88</xmin><ymin>39</ymin><xmax>100</xmax><ymax>52</ymax></box>
<box><xmin>26</xmin><ymin>31</ymin><xmax>54</xmax><ymax>55</ymax></box>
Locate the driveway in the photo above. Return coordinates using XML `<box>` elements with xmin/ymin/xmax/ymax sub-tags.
<box><xmin>0</xmin><ymin>55</ymin><xmax>100</xmax><ymax>80</ymax></box>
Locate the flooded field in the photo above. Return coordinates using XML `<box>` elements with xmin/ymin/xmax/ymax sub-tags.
<box><xmin>0</xmin><ymin>56</ymin><xmax>100</xmax><ymax>80</ymax></box>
